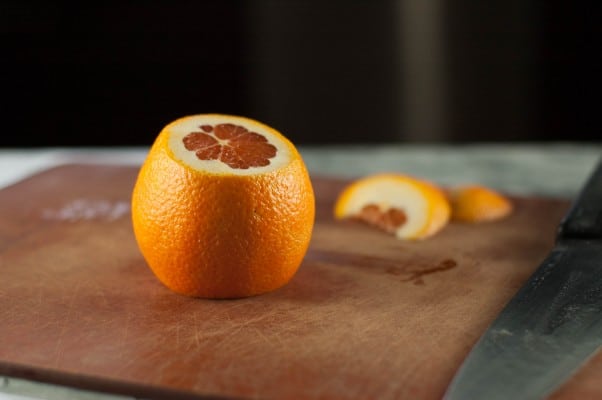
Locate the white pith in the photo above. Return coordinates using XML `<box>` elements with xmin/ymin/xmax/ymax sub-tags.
<box><xmin>167</xmin><ymin>115</ymin><xmax>291</xmax><ymax>175</ymax></box>
<box><xmin>344</xmin><ymin>179</ymin><xmax>428</xmax><ymax>238</ymax></box>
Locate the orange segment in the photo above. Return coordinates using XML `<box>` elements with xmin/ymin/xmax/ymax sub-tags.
<box><xmin>131</xmin><ymin>114</ymin><xmax>315</xmax><ymax>299</ymax></box>
<box><xmin>448</xmin><ymin>185</ymin><xmax>513</xmax><ymax>222</ymax></box>
<box><xmin>334</xmin><ymin>174</ymin><xmax>451</xmax><ymax>240</ymax></box>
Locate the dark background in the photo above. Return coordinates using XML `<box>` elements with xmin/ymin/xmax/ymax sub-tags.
<box><xmin>0</xmin><ymin>1</ymin><xmax>599</xmax><ymax>146</ymax></box>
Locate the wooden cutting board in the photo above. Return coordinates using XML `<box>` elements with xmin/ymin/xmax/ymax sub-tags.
<box><xmin>0</xmin><ymin>164</ymin><xmax>598</xmax><ymax>400</ymax></box>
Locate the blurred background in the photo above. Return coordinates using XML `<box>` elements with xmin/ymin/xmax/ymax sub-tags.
<box><xmin>0</xmin><ymin>0</ymin><xmax>599</xmax><ymax>146</ymax></box>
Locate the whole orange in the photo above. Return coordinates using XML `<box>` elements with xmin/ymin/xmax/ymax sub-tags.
<box><xmin>131</xmin><ymin>114</ymin><xmax>315</xmax><ymax>298</ymax></box>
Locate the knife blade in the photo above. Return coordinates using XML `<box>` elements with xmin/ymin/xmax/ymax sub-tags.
<box><xmin>444</xmin><ymin>157</ymin><xmax>602</xmax><ymax>400</ymax></box>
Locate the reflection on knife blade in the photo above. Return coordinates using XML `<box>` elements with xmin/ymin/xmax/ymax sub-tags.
<box><xmin>444</xmin><ymin>157</ymin><xmax>602</xmax><ymax>400</ymax></box>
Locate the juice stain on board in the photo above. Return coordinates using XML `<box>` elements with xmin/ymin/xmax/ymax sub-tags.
<box><xmin>387</xmin><ymin>259</ymin><xmax>458</xmax><ymax>285</ymax></box>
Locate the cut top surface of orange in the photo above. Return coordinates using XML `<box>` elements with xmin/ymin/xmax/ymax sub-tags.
<box><xmin>166</xmin><ymin>114</ymin><xmax>294</xmax><ymax>175</ymax></box>
<box><xmin>334</xmin><ymin>174</ymin><xmax>451</xmax><ymax>240</ymax></box>
<box><xmin>131</xmin><ymin>114</ymin><xmax>315</xmax><ymax>299</ymax></box>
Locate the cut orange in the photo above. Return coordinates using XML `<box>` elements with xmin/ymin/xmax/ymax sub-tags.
<box><xmin>448</xmin><ymin>185</ymin><xmax>513</xmax><ymax>223</ymax></box>
<box><xmin>131</xmin><ymin>114</ymin><xmax>315</xmax><ymax>298</ymax></box>
<box><xmin>334</xmin><ymin>174</ymin><xmax>450</xmax><ymax>240</ymax></box>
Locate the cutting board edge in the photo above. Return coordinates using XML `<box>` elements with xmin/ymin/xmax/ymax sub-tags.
<box><xmin>0</xmin><ymin>360</ymin><xmax>234</xmax><ymax>400</ymax></box>
<box><xmin>1</xmin><ymin>162</ymin><xmax>571</xmax><ymax>202</ymax></box>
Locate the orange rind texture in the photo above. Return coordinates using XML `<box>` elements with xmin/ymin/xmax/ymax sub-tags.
<box><xmin>131</xmin><ymin>114</ymin><xmax>315</xmax><ymax>299</ymax></box>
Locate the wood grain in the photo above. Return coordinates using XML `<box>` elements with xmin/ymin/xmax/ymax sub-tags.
<box><xmin>0</xmin><ymin>164</ymin><xmax>588</xmax><ymax>400</ymax></box>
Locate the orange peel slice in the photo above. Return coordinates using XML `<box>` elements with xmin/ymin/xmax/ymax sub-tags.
<box><xmin>334</xmin><ymin>174</ymin><xmax>451</xmax><ymax>240</ymax></box>
<box><xmin>448</xmin><ymin>185</ymin><xmax>513</xmax><ymax>223</ymax></box>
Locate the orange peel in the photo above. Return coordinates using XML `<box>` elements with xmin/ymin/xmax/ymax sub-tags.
<box><xmin>448</xmin><ymin>185</ymin><xmax>513</xmax><ymax>223</ymax></box>
<box><xmin>334</xmin><ymin>174</ymin><xmax>450</xmax><ymax>240</ymax></box>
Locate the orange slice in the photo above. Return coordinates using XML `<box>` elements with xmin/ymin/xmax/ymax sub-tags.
<box><xmin>448</xmin><ymin>185</ymin><xmax>513</xmax><ymax>222</ymax></box>
<box><xmin>334</xmin><ymin>174</ymin><xmax>451</xmax><ymax>240</ymax></box>
<box><xmin>131</xmin><ymin>114</ymin><xmax>315</xmax><ymax>298</ymax></box>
